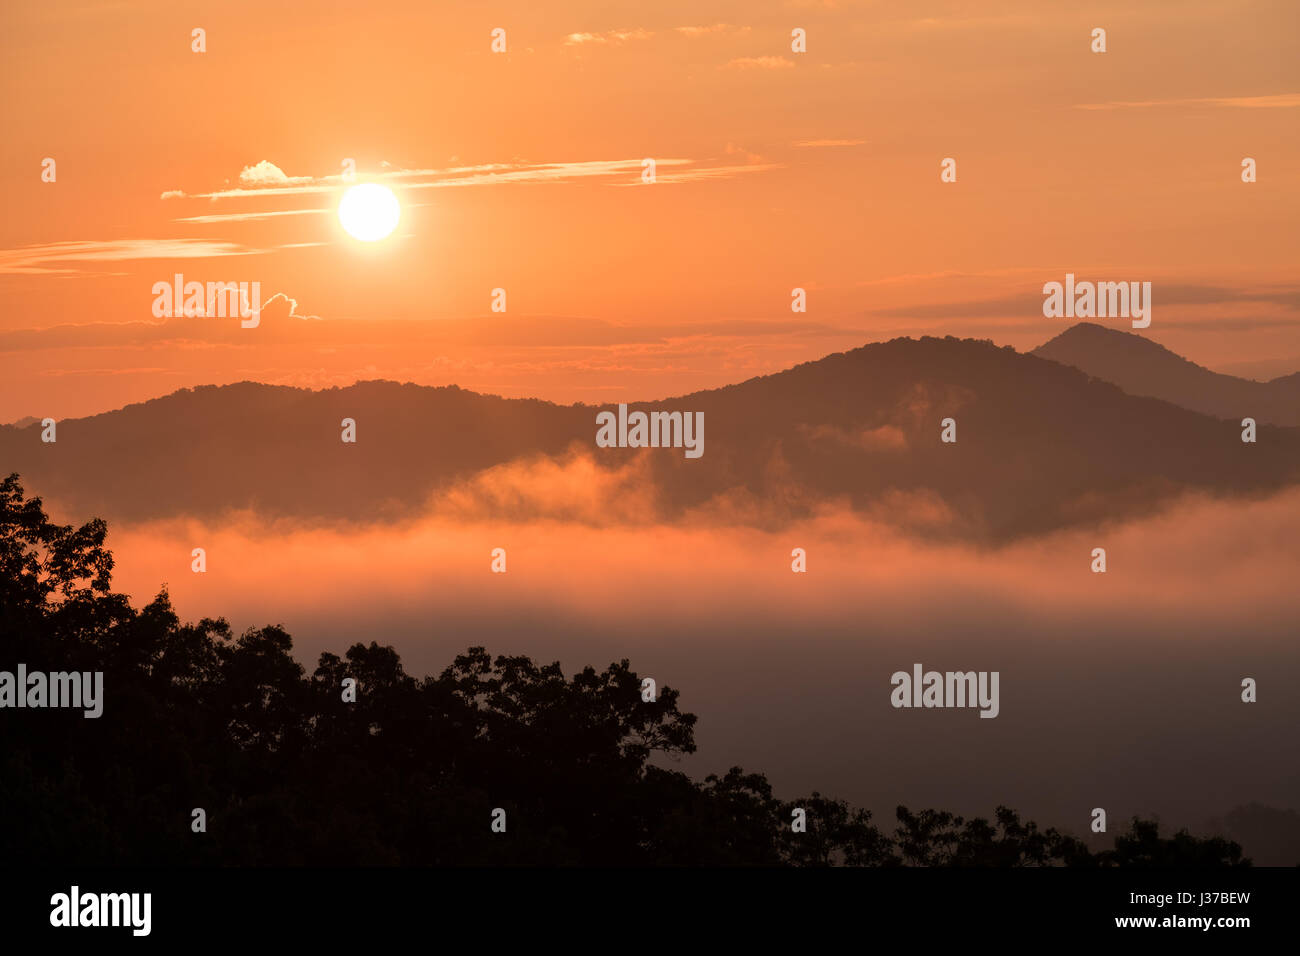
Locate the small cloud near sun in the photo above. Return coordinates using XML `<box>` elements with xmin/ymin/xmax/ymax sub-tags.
<box><xmin>239</xmin><ymin>161</ymin><xmax>312</xmax><ymax>187</ymax></box>
<box><xmin>161</xmin><ymin>160</ymin><xmax>317</xmax><ymax>199</ymax></box>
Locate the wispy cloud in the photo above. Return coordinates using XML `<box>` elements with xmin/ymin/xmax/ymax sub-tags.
<box><xmin>1076</xmin><ymin>92</ymin><xmax>1300</xmax><ymax>111</ymax></box>
<box><xmin>903</xmin><ymin>14</ymin><xmax>1035</xmax><ymax>32</ymax></box>
<box><xmin>564</xmin><ymin>28</ymin><xmax>652</xmax><ymax>46</ymax></box>
<box><xmin>143</xmin><ymin>157</ymin><xmax>786</xmax><ymax>249</ymax></box>
<box><xmin>675</xmin><ymin>24</ymin><xmax>747</xmax><ymax>37</ymax></box>
<box><xmin>0</xmin><ymin>239</ymin><xmax>262</xmax><ymax>276</ymax></box>
<box><xmin>851</xmin><ymin>267</ymin><xmax>1051</xmax><ymax>288</ymax></box>
<box><xmin>725</xmin><ymin>56</ymin><xmax>794</xmax><ymax>70</ymax></box>
<box><xmin>162</xmin><ymin>157</ymin><xmax>779</xmax><ymax>205</ymax></box>
<box><xmin>612</xmin><ymin>163</ymin><xmax>782</xmax><ymax>185</ymax></box>
<box><xmin>407</xmin><ymin>158</ymin><xmax>687</xmax><ymax>187</ymax></box>
<box><xmin>172</xmin><ymin>208</ymin><xmax>331</xmax><ymax>224</ymax></box>
<box><xmin>724</xmin><ymin>142</ymin><xmax>767</xmax><ymax>164</ymax></box>
<box><xmin>795</xmin><ymin>138</ymin><xmax>866</xmax><ymax>148</ymax></box>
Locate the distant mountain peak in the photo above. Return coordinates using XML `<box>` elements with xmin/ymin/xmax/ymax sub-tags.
<box><xmin>1039</xmin><ymin>321</ymin><xmax>1194</xmax><ymax>359</ymax></box>
<box><xmin>1032</xmin><ymin>323</ymin><xmax>1300</xmax><ymax>425</ymax></box>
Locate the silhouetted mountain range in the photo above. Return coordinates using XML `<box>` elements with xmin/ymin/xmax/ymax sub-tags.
<box><xmin>4</xmin><ymin>331</ymin><xmax>1298</xmax><ymax>540</ymax></box>
<box><xmin>1034</xmin><ymin>323</ymin><xmax>1300</xmax><ymax>426</ymax></box>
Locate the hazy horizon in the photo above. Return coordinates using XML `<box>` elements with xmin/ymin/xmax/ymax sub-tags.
<box><xmin>6</xmin><ymin>321</ymin><xmax>1300</xmax><ymax>426</ymax></box>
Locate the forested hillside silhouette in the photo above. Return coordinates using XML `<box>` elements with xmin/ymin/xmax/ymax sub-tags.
<box><xmin>0</xmin><ymin>475</ymin><xmax>1253</xmax><ymax>866</ymax></box>
<box><xmin>4</xmin><ymin>334</ymin><xmax>1299</xmax><ymax>542</ymax></box>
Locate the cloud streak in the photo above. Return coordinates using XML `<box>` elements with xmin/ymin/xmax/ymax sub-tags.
<box><xmin>564</xmin><ymin>28</ymin><xmax>653</xmax><ymax>45</ymax></box>
<box><xmin>0</xmin><ymin>239</ymin><xmax>263</xmax><ymax>276</ymax></box>
<box><xmin>1076</xmin><ymin>92</ymin><xmax>1300</xmax><ymax>111</ymax></box>
<box><xmin>160</xmin><ymin>157</ymin><xmax>778</xmax><ymax>205</ymax></box>
<box><xmin>725</xmin><ymin>56</ymin><xmax>795</xmax><ymax>70</ymax></box>
<box><xmin>171</xmin><ymin>208</ymin><xmax>331</xmax><ymax>224</ymax></box>
<box><xmin>795</xmin><ymin>138</ymin><xmax>866</xmax><ymax>148</ymax></box>
<box><xmin>675</xmin><ymin>24</ymin><xmax>746</xmax><ymax>38</ymax></box>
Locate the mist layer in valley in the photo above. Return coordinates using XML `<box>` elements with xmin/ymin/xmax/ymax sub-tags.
<box><xmin>6</xmin><ymin>333</ymin><xmax>1299</xmax><ymax>544</ymax></box>
<box><xmin>89</xmin><ymin>483</ymin><xmax>1300</xmax><ymax>864</ymax></box>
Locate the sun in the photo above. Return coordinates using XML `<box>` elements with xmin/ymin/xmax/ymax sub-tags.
<box><xmin>338</xmin><ymin>183</ymin><xmax>400</xmax><ymax>241</ymax></box>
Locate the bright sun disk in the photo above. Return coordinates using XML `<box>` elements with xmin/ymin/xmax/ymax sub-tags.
<box><xmin>338</xmin><ymin>183</ymin><xmax>400</xmax><ymax>241</ymax></box>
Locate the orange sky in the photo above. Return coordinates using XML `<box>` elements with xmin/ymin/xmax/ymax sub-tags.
<box><xmin>2</xmin><ymin>0</ymin><xmax>1298</xmax><ymax>419</ymax></box>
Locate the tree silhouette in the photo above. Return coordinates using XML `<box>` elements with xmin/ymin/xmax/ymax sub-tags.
<box><xmin>1099</xmin><ymin>817</ymin><xmax>1249</xmax><ymax>867</ymax></box>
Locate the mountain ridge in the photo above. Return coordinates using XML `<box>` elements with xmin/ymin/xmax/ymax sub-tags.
<box><xmin>3</xmin><ymin>332</ymin><xmax>1298</xmax><ymax>541</ymax></box>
